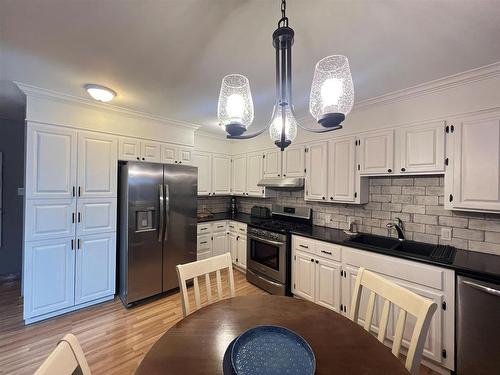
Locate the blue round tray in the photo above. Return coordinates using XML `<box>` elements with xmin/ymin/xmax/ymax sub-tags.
<box><xmin>230</xmin><ymin>326</ymin><xmax>316</xmax><ymax>375</ymax></box>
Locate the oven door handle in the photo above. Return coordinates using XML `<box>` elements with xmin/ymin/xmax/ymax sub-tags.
<box><xmin>247</xmin><ymin>235</ymin><xmax>285</xmax><ymax>247</ymax></box>
<box><xmin>248</xmin><ymin>269</ymin><xmax>284</xmax><ymax>287</ymax></box>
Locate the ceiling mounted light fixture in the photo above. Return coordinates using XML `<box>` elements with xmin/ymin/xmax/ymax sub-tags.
<box><xmin>84</xmin><ymin>84</ymin><xmax>116</xmax><ymax>102</ymax></box>
<box><xmin>217</xmin><ymin>0</ymin><xmax>354</xmax><ymax>151</ymax></box>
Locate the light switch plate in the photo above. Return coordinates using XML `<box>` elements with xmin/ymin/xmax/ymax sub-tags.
<box><xmin>441</xmin><ymin>227</ymin><xmax>452</xmax><ymax>241</ymax></box>
<box><xmin>17</xmin><ymin>187</ymin><xmax>24</xmax><ymax>196</ymax></box>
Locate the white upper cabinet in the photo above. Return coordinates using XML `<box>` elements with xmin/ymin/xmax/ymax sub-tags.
<box><xmin>77</xmin><ymin>132</ymin><xmax>117</xmax><ymax>199</ymax></box>
<box><xmin>232</xmin><ymin>154</ymin><xmax>247</xmax><ymax>196</ymax></box>
<box><xmin>177</xmin><ymin>147</ymin><xmax>193</xmax><ymax>165</ymax></box>
<box><xmin>25</xmin><ymin>199</ymin><xmax>76</xmax><ymax>241</ymax></box>
<box><xmin>446</xmin><ymin>112</ymin><xmax>500</xmax><ymax>212</ymax></box>
<box><xmin>328</xmin><ymin>137</ymin><xmax>356</xmax><ymax>202</ymax></box>
<box><xmin>397</xmin><ymin>122</ymin><xmax>445</xmax><ymax>173</ymax></box>
<box><xmin>359</xmin><ymin>130</ymin><xmax>394</xmax><ymax>175</ymax></box>
<box><xmin>263</xmin><ymin>149</ymin><xmax>282</xmax><ymax>178</ymax></box>
<box><xmin>246</xmin><ymin>152</ymin><xmax>264</xmax><ymax>197</ymax></box>
<box><xmin>74</xmin><ymin>232</ymin><xmax>116</xmax><ymax>305</ymax></box>
<box><xmin>118</xmin><ymin>137</ymin><xmax>141</xmax><ymax>161</ymax></box>
<box><xmin>161</xmin><ymin>143</ymin><xmax>177</xmax><ymax>164</ymax></box>
<box><xmin>305</xmin><ymin>141</ymin><xmax>328</xmax><ymax>201</ymax></box>
<box><xmin>77</xmin><ymin>198</ymin><xmax>117</xmax><ymax>236</ymax></box>
<box><xmin>24</xmin><ymin>237</ymin><xmax>75</xmax><ymax>318</ymax></box>
<box><xmin>192</xmin><ymin>151</ymin><xmax>212</xmax><ymax>196</ymax></box>
<box><xmin>283</xmin><ymin>145</ymin><xmax>305</xmax><ymax>177</ymax></box>
<box><xmin>26</xmin><ymin>124</ymin><xmax>77</xmax><ymax>200</ymax></box>
<box><xmin>212</xmin><ymin>153</ymin><xmax>231</xmax><ymax>195</ymax></box>
<box><xmin>141</xmin><ymin>140</ymin><xmax>162</xmax><ymax>163</ymax></box>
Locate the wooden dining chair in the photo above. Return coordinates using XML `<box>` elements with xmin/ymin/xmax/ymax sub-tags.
<box><xmin>176</xmin><ymin>252</ymin><xmax>235</xmax><ymax>317</ymax></box>
<box><xmin>35</xmin><ymin>333</ymin><xmax>91</xmax><ymax>375</ymax></box>
<box><xmin>349</xmin><ymin>267</ymin><xmax>437</xmax><ymax>375</ymax></box>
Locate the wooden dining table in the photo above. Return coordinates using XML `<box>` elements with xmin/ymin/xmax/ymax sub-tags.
<box><xmin>136</xmin><ymin>295</ymin><xmax>409</xmax><ymax>374</ymax></box>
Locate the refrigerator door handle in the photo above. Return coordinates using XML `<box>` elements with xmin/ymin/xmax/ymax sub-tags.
<box><xmin>462</xmin><ymin>280</ymin><xmax>500</xmax><ymax>297</ymax></box>
<box><xmin>158</xmin><ymin>184</ymin><xmax>164</xmax><ymax>242</ymax></box>
<box><xmin>164</xmin><ymin>184</ymin><xmax>170</xmax><ymax>242</ymax></box>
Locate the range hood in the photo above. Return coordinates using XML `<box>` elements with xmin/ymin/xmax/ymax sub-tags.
<box><xmin>257</xmin><ymin>177</ymin><xmax>304</xmax><ymax>189</ymax></box>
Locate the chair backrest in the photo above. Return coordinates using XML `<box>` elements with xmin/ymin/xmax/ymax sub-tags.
<box><xmin>35</xmin><ymin>333</ymin><xmax>91</xmax><ymax>375</ymax></box>
<box><xmin>349</xmin><ymin>267</ymin><xmax>437</xmax><ymax>375</ymax></box>
<box><xmin>176</xmin><ymin>252</ymin><xmax>235</xmax><ymax>317</ymax></box>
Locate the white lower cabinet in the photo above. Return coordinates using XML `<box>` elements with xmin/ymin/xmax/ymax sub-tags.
<box><xmin>236</xmin><ymin>234</ymin><xmax>247</xmax><ymax>269</ymax></box>
<box><xmin>75</xmin><ymin>233</ymin><xmax>116</xmax><ymax>305</ymax></box>
<box><xmin>292</xmin><ymin>235</ymin><xmax>455</xmax><ymax>372</ymax></box>
<box><xmin>212</xmin><ymin>229</ymin><xmax>228</xmax><ymax>257</ymax></box>
<box><xmin>228</xmin><ymin>231</ymin><xmax>238</xmax><ymax>264</ymax></box>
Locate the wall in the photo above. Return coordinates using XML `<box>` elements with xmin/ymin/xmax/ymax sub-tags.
<box><xmin>0</xmin><ymin>81</ymin><xmax>26</xmax><ymax>275</ymax></box>
<box><xmin>197</xmin><ymin>196</ymin><xmax>231</xmax><ymax>215</ymax></box>
<box><xmin>232</xmin><ymin>175</ymin><xmax>500</xmax><ymax>256</ymax></box>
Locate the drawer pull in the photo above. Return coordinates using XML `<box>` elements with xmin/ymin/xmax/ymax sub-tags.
<box><xmin>299</xmin><ymin>244</ymin><xmax>309</xmax><ymax>249</ymax></box>
<box><xmin>321</xmin><ymin>250</ymin><xmax>332</xmax><ymax>255</ymax></box>
<box><xmin>200</xmin><ymin>241</ymin><xmax>208</xmax><ymax>244</ymax></box>
<box><xmin>200</xmin><ymin>228</ymin><xmax>208</xmax><ymax>231</ymax></box>
<box><xmin>217</xmin><ymin>225</ymin><xmax>224</xmax><ymax>228</ymax></box>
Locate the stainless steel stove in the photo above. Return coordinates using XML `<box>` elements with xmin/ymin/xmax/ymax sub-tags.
<box><xmin>246</xmin><ymin>205</ymin><xmax>312</xmax><ymax>296</ymax></box>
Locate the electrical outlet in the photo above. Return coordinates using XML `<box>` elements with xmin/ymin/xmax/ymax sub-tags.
<box><xmin>17</xmin><ymin>187</ymin><xmax>24</xmax><ymax>196</ymax></box>
<box><xmin>441</xmin><ymin>227</ymin><xmax>452</xmax><ymax>241</ymax></box>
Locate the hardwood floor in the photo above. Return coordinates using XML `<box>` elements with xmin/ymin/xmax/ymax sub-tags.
<box><xmin>0</xmin><ymin>270</ymin><xmax>437</xmax><ymax>375</ymax></box>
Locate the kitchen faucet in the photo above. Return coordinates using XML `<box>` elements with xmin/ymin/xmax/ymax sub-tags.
<box><xmin>386</xmin><ymin>217</ymin><xmax>405</xmax><ymax>241</ymax></box>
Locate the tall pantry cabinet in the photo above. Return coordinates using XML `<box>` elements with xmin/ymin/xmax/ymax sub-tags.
<box><xmin>24</xmin><ymin>123</ymin><xmax>117</xmax><ymax>323</ymax></box>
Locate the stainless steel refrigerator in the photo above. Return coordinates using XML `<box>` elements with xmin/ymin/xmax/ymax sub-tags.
<box><xmin>118</xmin><ymin>161</ymin><xmax>197</xmax><ymax>306</ymax></box>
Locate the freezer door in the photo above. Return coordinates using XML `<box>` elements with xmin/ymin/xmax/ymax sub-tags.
<box><xmin>162</xmin><ymin>164</ymin><xmax>197</xmax><ymax>291</ymax></box>
<box><xmin>125</xmin><ymin>162</ymin><xmax>164</xmax><ymax>303</ymax></box>
<box><xmin>457</xmin><ymin>276</ymin><xmax>500</xmax><ymax>374</ymax></box>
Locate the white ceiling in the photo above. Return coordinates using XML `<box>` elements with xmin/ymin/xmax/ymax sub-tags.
<box><xmin>2</xmin><ymin>0</ymin><xmax>500</xmax><ymax>134</ymax></box>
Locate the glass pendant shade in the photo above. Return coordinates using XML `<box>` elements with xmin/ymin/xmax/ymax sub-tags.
<box><xmin>269</xmin><ymin>104</ymin><xmax>298</xmax><ymax>149</ymax></box>
<box><xmin>309</xmin><ymin>55</ymin><xmax>354</xmax><ymax>128</ymax></box>
<box><xmin>217</xmin><ymin>74</ymin><xmax>254</xmax><ymax>136</ymax></box>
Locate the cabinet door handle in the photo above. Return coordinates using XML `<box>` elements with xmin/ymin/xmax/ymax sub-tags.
<box><xmin>78</xmin><ymin>212</ymin><xmax>81</xmax><ymax>223</ymax></box>
<box><xmin>310</xmin><ymin>258</ymin><xmax>314</xmax><ymax>262</ymax></box>
<box><xmin>77</xmin><ymin>239</ymin><xmax>81</xmax><ymax>249</ymax></box>
<box><xmin>71</xmin><ymin>239</ymin><xmax>74</xmax><ymax>250</ymax></box>
<box><xmin>72</xmin><ymin>186</ymin><xmax>76</xmax><ymax>197</ymax></box>
<box><xmin>72</xmin><ymin>213</ymin><xmax>75</xmax><ymax>223</ymax></box>
<box><xmin>78</xmin><ymin>186</ymin><xmax>81</xmax><ymax>197</ymax></box>
<box><xmin>322</xmin><ymin>196</ymin><xmax>325</xmax><ymax>200</ymax></box>
<box><xmin>387</xmin><ymin>169</ymin><xmax>392</xmax><ymax>173</ymax></box>
<box><xmin>136</xmin><ymin>157</ymin><xmax>140</xmax><ymax>160</ymax></box>
<box><xmin>321</xmin><ymin>250</ymin><xmax>332</xmax><ymax>255</ymax></box>
<box><xmin>401</xmin><ymin>168</ymin><xmax>406</xmax><ymax>172</ymax></box>
<box><xmin>315</xmin><ymin>260</ymin><xmax>319</xmax><ymax>264</ymax></box>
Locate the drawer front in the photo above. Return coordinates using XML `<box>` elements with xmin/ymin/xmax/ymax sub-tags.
<box><xmin>294</xmin><ymin>236</ymin><xmax>316</xmax><ymax>255</ymax></box>
<box><xmin>237</xmin><ymin>222</ymin><xmax>247</xmax><ymax>234</ymax></box>
<box><xmin>197</xmin><ymin>223</ymin><xmax>212</xmax><ymax>234</ymax></box>
<box><xmin>197</xmin><ymin>250</ymin><xmax>212</xmax><ymax>261</ymax></box>
<box><xmin>316</xmin><ymin>242</ymin><xmax>342</xmax><ymax>262</ymax></box>
<box><xmin>197</xmin><ymin>234</ymin><xmax>212</xmax><ymax>251</ymax></box>
<box><xmin>228</xmin><ymin>221</ymin><xmax>238</xmax><ymax>232</ymax></box>
<box><xmin>212</xmin><ymin>220</ymin><xmax>227</xmax><ymax>232</ymax></box>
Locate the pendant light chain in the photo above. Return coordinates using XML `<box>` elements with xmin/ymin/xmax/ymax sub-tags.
<box><xmin>278</xmin><ymin>0</ymin><xmax>288</xmax><ymax>27</ymax></box>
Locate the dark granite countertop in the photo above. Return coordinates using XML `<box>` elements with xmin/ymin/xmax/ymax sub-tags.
<box><xmin>197</xmin><ymin>213</ymin><xmax>500</xmax><ymax>283</ymax></box>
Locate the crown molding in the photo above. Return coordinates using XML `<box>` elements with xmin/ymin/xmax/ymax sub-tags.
<box><xmin>354</xmin><ymin>61</ymin><xmax>500</xmax><ymax>110</ymax></box>
<box><xmin>14</xmin><ymin>82</ymin><xmax>201</xmax><ymax>130</ymax></box>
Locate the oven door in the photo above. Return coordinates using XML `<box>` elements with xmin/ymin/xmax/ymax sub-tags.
<box><xmin>247</xmin><ymin>234</ymin><xmax>286</xmax><ymax>284</ymax></box>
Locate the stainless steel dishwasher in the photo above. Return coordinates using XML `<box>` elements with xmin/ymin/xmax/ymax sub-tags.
<box><xmin>457</xmin><ymin>275</ymin><xmax>500</xmax><ymax>374</ymax></box>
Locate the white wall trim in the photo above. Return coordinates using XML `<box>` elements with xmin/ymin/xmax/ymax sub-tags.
<box><xmin>353</xmin><ymin>61</ymin><xmax>500</xmax><ymax>110</ymax></box>
<box><xmin>15</xmin><ymin>82</ymin><xmax>201</xmax><ymax>131</ymax></box>
<box><xmin>195</xmin><ymin>129</ymin><xmax>230</xmax><ymax>141</ymax></box>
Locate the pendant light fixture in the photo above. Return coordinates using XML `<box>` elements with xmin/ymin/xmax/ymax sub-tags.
<box><xmin>217</xmin><ymin>0</ymin><xmax>354</xmax><ymax>151</ymax></box>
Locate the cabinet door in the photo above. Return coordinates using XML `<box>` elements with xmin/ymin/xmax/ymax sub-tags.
<box><xmin>197</xmin><ymin>233</ymin><xmax>212</xmax><ymax>260</ymax></box>
<box><xmin>192</xmin><ymin>151</ymin><xmax>212</xmax><ymax>196</ymax></box>
<box><xmin>213</xmin><ymin>231</ymin><xmax>228</xmax><ymax>257</ymax></box>
<box><xmin>328</xmin><ymin>137</ymin><xmax>356</xmax><ymax>202</ymax></box>
<box><xmin>292</xmin><ymin>250</ymin><xmax>315</xmax><ymax>301</ymax></box>
<box><xmin>305</xmin><ymin>142</ymin><xmax>328</xmax><ymax>201</ymax></box>
<box><xmin>26</xmin><ymin>124</ymin><xmax>77</xmax><ymax>199</ymax></box>
<box><xmin>451</xmin><ymin>116</ymin><xmax>500</xmax><ymax>211</ymax></box>
<box><xmin>315</xmin><ymin>259</ymin><xmax>342</xmax><ymax>312</ymax></box>
<box><xmin>75</xmin><ymin>233</ymin><xmax>116</xmax><ymax>305</ymax></box>
<box><xmin>77</xmin><ymin>198</ymin><xmax>117</xmax><ymax>236</ymax></box>
<box><xmin>359</xmin><ymin>130</ymin><xmax>394</xmax><ymax>174</ymax></box>
<box><xmin>247</xmin><ymin>152</ymin><xmax>264</xmax><ymax>197</ymax></box>
<box><xmin>25</xmin><ymin>199</ymin><xmax>76</xmax><ymax>241</ymax></box>
<box><xmin>237</xmin><ymin>234</ymin><xmax>247</xmax><ymax>269</ymax></box>
<box><xmin>398</xmin><ymin>122</ymin><xmax>445</xmax><ymax>173</ymax></box>
<box><xmin>77</xmin><ymin>131</ymin><xmax>117</xmax><ymax>198</ymax></box>
<box><xmin>283</xmin><ymin>145</ymin><xmax>305</xmax><ymax>177</ymax></box>
<box><xmin>161</xmin><ymin>143</ymin><xmax>177</xmax><ymax>164</ymax></box>
<box><xmin>177</xmin><ymin>147</ymin><xmax>193</xmax><ymax>165</ymax></box>
<box><xmin>141</xmin><ymin>141</ymin><xmax>161</xmax><ymax>162</ymax></box>
<box><xmin>212</xmin><ymin>153</ymin><xmax>231</xmax><ymax>195</ymax></box>
<box><xmin>232</xmin><ymin>154</ymin><xmax>247</xmax><ymax>196</ymax></box>
<box><xmin>263</xmin><ymin>149</ymin><xmax>282</xmax><ymax>178</ymax></box>
<box><xmin>228</xmin><ymin>232</ymin><xmax>238</xmax><ymax>264</ymax></box>
<box><xmin>24</xmin><ymin>238</ymin><xmax>75</xmax><ymax>318</ymax></box>
<box><xmin>118</xmin><ymin>137</ymin><xmax>141</xmax><ymax>161</ymax></box>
